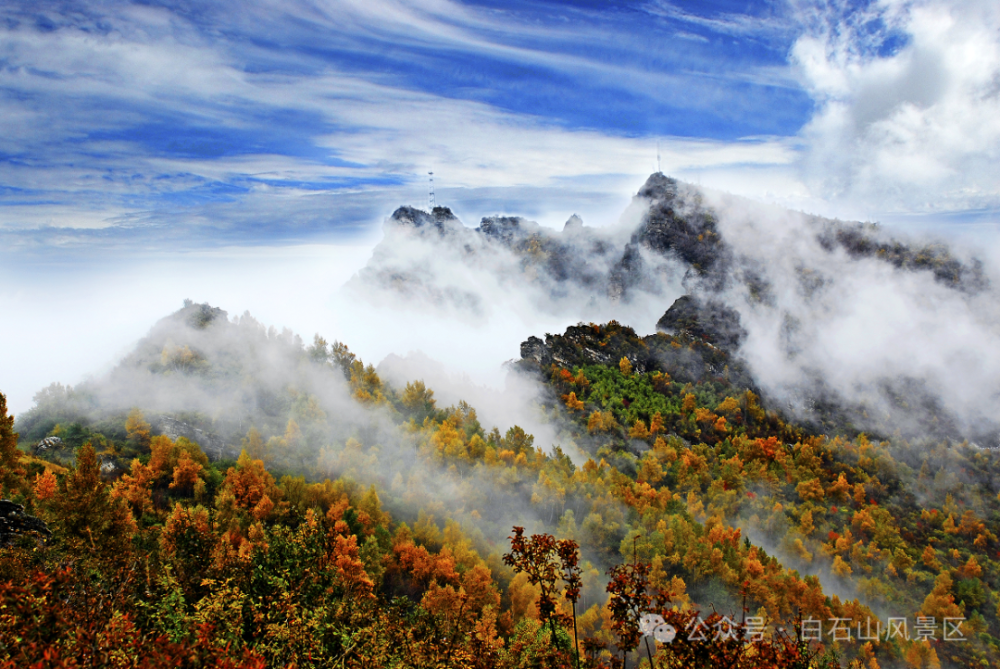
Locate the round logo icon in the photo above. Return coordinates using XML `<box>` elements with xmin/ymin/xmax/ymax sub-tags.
<box><xmin>639</xmin><ymin>614</ymin><xmax>664</xmax><ymax>635</ymax></box>
<box><xmin>639</xmin><ymin>614</ymin><xmax>676</xmax><ymax>644</ymax></box>
<box><xmin>653</xmin><ymin>623</ymin><xmax>676</xmax><ymax>644</ymax></box>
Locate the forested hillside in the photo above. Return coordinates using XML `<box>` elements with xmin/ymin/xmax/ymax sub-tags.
<box><xmin>4</xmin><ymin>298</ymin><xmax>1000</xmax><ymax>668</ymax></box>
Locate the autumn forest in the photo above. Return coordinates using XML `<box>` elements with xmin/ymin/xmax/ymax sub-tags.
<box><xmin>3</xmin><ymin>297</ymin><xmax>1000</xmax><ymax>669</ymax></box>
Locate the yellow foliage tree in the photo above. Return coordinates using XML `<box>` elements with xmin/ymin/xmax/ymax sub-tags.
<box><xmin>716</xmin><ymin>396</ymin><xmax>740</xmax><ymax>417</ymax></box>
<box><xmin>562</xmin><ymin>391</ymin><xmax>585</xmax><ymax>412</ymax></box>
<box><xmin>242</xmin><ymin>426</ymin><xmax>267</xmax><ymax>462</ymax></box>
<box><xmin>587</xmin><ymin>411</ymin><xmax>618</xmax><ymax>434</ymax></box>
<box><xmin>918</xmin><ymin>572</ymin><xmax>963</xmax><ymax>619</ymax></box>
<box><xmin>828</xmin><ymin>472</ymin><xmax>851</xmax><ymax>501</ymax></box>
<box><xmin>832</xmin><ymin>554</ymin><xmax>853</xmax><ymax>577</ymax></box>
<box><xmin>110</xmin><ymin>459</ymin><xmax>157</xmax><ymax>517</ymax></box>
<box><xmin>284</xmin><ymin>419</ymin><xmax>303</xmax><ymax>450</ymax></box>
<box><xmin>649</xmin><ymin>412</ymin><xmax>664</xmax><ymax>435</ymax></box>
<box><xmin>628</xmin><ymin>419</ymin><xmax>649</xmax><ymax>440</ymax></box>
<box><xmin>618</xmin><ymin>357</ymin><xmax>633</xmax><ymax>376</ymax></box>
<box><xmin>792</xmin><ymin>538</ymin><xmax>813</xmax><ymax>562</ymax></box>
<box><xmin>53</xmin><ymin>443</ymin><xmax>137</xmax><ymax>558</ymax></box>
<box><xmin>958</xmin><ymin>554</ymin><xmax>982</xmax><ymax>579</ymax></box>
<box><xmin>796</xmin><ymin>478</ymin><xmax>826</xmax><ymax>502</ymax></box>
<box><xmin>799</xmin><ymin>509</ymin><xmax>814</xmax><ymax>536</ymax></box>
<box><xmin>401</xmin><ymin>380</ymin><xmax>436</xmax><ymax>415</ymax></box>
<box><xmin>903</xmin><ymin>640</ymin><xmax>941</xmax><ymax>669</ymax></box>
<box><xmin>125</xmin><ymin>407</ymin><xmax>151</xmax><ymax>450</ymax></box>
<box><xmin>169</xmin><ymin>450</ymin><xmax>206</xmax><ymax>499</ymax></box>
<box><xmin>220</xmin><ymin>449</ymin><xmax>279</xmax><ymax>519</ymax></box>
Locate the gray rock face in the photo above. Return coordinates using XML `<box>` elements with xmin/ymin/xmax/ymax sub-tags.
<box><xmin>388</xmin><ymin>205</ymin><xmax>464</xmax><ymax>238</ymax></box>
<box><xmin>359</xmin><ymin>201</ymin><xmax>626</xmax><ymax>316</ymax></box>
<box><xmin>364</xmin><ymin>173</ymin><xmax>742</xmax><ymax>312</ymax></box>
<box><xmin>0</xmin><ymin>499</ymin><xmax>51</xmax><ymax>547</ymax></box>
<box><xmin>479</xmin><ymin>215</ymin><xmax>540</xmax><ymax>245</ymax></box>
<box><xmin>656</xmin><ymin>295</ymin><xmax>746</xmax><ymax>351</ymax></box>
<box><xmin>519</xmin><ymin>336</ymin><xmax>548</xmax><ymax>366</ymax></box>
<box><xmin>515</xmin><ymin>321</ymin><xmax>744</xmax><ymax>386</ymax></box>
<box><xmin>628</xmin><ymin>174</ymin><xmax>731</xmax><ymax>292</ymax></box>
<box><xmin>816</xmin><ymin>221</ymin><xmax>989</xmax><ymax>294</ymax></box>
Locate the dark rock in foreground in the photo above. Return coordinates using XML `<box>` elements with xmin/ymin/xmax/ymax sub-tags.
<box><xmin>0</xmin><ymin>499</ymin><xmax>51</xmax><ymax>547</ymax></box>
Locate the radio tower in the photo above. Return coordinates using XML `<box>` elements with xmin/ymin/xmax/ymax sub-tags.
<box><xmin>428</xmin><ymin>171</ymin><xmax>436</xmax><ymax>209</ymax></box>
<box><xmin>656</xmin><ymin>140</ymin><xmax>661</xmax><ymax>174</ymax></box>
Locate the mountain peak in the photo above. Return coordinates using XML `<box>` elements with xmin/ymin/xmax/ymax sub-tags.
<box><xmin>637</xmin><ymin>172</ymin><xmax>679</xmax><ymax>201</ymax></box>
<box><xmin>387</xmin><ymin>205</ymin><xmax>462</xmax><ymax>237</ymax></box>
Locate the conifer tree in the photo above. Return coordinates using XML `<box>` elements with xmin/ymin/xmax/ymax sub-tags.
<box><xmin>52</xmin><ymin>442</ymin><xmax>135</xmax><ymax>559</ymax></box>
<box><xmin>0</xmin><ymin>393</ymin><xmax>25</xmax><ymax>498</ymax></box>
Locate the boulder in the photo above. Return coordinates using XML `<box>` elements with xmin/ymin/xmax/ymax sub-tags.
<box><xmin>32</xmin><ymin>435</ymin><xmax>65</xmax><ymax>456</ymax></box>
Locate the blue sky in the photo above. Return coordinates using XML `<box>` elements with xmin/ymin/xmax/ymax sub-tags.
<box><xmin>0</xmin><ymin>0</ymin><xmax>810</xmax><ymax>247</ymax></box>
<box><xmin>6</xmin><ymin>0</ymin><xmax>997</xmax><ymax>253</ymax></box>
<box><xmin>2</xmin><ymin>0</ymin><xmax>1000</xmax><ymax>413</ymax></box>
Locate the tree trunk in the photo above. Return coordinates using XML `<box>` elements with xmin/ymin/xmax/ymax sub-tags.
<box><xmin>572</xmin><ymin>601</ymin><xmax>580</xmax><ymax>669</ymax></box>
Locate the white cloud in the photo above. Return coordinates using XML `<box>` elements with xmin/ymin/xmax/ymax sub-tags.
<box><xmin>793</xmin><ymin>0</ymin><xmax>1000</xmax><ymax>215</ymax></box>
<box><xmin>0</xmin><ymin>0</ymin><xmax>815</xmax><ymax>236</ymax></box>
<box><xmin>644</xmin><ymin>0</ymin><xmax>794</xmax><ymax>39</ymax></box>
<box><xmin>0</xmin><ymin>243</ymin><xmax>374</xmax><ymax>416</ymax></box>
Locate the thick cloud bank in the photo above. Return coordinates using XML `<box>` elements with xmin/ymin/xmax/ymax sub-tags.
<box><xmin>17</xmin><ymin>172</ymin><xmax>1000</xmax><ymax>456</ymax></box>
<box><xmin>794</xmin><ymin>0</ymin><xmax>1000</xmax><ymax>214</ymax></box>
<box><xmin>351</xmin><ymin>173</ymin><xmax>1000</xmax><ymax>443</ymax></box>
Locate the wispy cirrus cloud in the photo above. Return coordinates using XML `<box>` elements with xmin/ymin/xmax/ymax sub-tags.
<box><xmin>2</xmin><ymin>0</ymin><xmax>996</xmax><ymax>252</ymax></box>
<box><xmin>0</xmin><ymin>0</ymin><xmax>813</xmax><ymax>249</ymax></box>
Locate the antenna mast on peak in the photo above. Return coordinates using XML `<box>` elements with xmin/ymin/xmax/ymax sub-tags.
<box><xmin>428</xmin><ymin>171</ymin><xmax>436</xmax><ymax>209</ymax></box>
<box><xmin>656</xmin><ymin>140</ymin><xmax>661</xmax><ymax>174</ymax></box>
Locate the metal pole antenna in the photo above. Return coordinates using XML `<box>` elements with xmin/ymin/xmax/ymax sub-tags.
<box><xmin>656</xmin><ymin>140</ymin><xmax>661</xmax><ymax>174</ymax></box>
<box><xmin>428</xmin><ymin>171</ymin><xmax>436</xmax><ymax>209</ymax></box>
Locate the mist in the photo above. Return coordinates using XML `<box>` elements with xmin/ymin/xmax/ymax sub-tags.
<box><xmin>0</xmin><ymin>243</ymin><xmax>373</xmax><ymax>417</ymax></box>
<box><xmin>9</xmin><ymin>171</ymin><xmax>1000</xmax><ymax>459</ymax></box>
<box><xmin>700</xmin><ymin>188</ymin><xmax>1000</xmax><ymax>442</ymax></box>
<box><xmin>340</xmin><ymin>175</ymin><xmax>1000</xmax><ymax>447</ymax></box>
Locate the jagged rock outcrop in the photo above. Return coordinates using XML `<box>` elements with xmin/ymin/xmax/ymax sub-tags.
<box><xmin>517</xmin><ymin>320</ymin><xmax>755</xmax><ymax>388</ymax></box>
<box><xmin>369</xmin><ymin>173</ymin><xmax>989</xmax><ymax>314</ymax></box>
<box><xmin>614</xmin><ymin>174</ymin><xmax>732</xmax><ymax>295</ymax></box>
<box><xmin>362</xmin><ymin>174</ymin><xmax>997</xmax><ymax>443</ymax></box>
<box><xmin>479</xmin><ymin>215</ymin><xmax>540</xmax><ymax>244</ymax></box>
<box><xmin>373</xmin><ymin>175</ymin><xmax>741</xmax><ymax>307</ymax></box>
<box><xmin>517</xmin><ymin>324</ymin><xmax>651</xmax><ymax>373</ymax></box>
<box><xmin>816</xmin><ymin>221</ymin><xmax>989</xmax><ymax>293</ymax></box>
<box><xmin>656</xmin><ymin>295</ymin><xmax>746</xmax><ymax>351</ymax></box>
<box><xmin>563</xmin><ymin>214</ymin><xmax>584</xmax><ymax>233</ymax></box>
<box><xmin>359</xmin><ymin>201</ymin><xmax>626</xmax><ymax>315</ymax></box>
<box><xmin>0</xmin><ymin>499</ymin><xmax>51</xmax><ymax>547</ymax></box>
<box><xmin>388</xmin><ymin>205</ymin><xmax>464</xmax><ymax>238</ymax></box>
